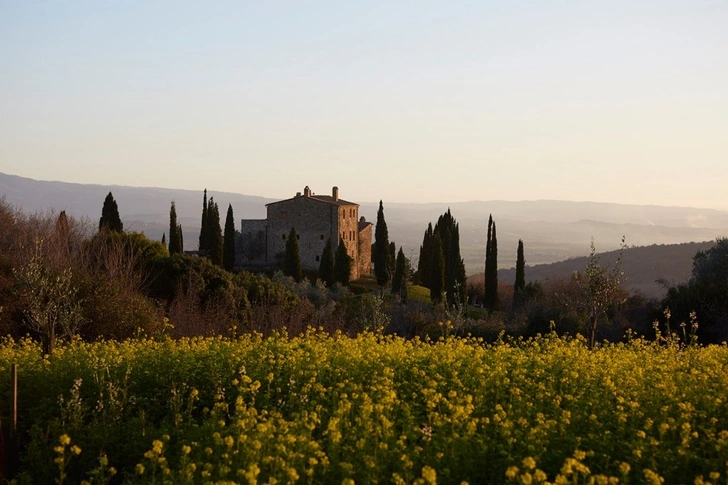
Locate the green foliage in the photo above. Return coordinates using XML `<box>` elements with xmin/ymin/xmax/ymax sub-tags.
<box><xmin>168</xmin><ymin>201</ymin><xmax>183</xmax><ymax>254</ymax></box>
<box><xmin>3</xmin><ymin>333</ymin><xmax>728</xmax><ymax>484</ymax></box>
<box><xmin>98</xmin><ymin>192</ymin><xmax>123</xmax><ymax>233</ymax></box>
<box><xmin>663</xmin><ymin>237</ymin><xmax>728</xmax><ymax>343</ymax></box>
<box><xmin>433</xmin><ymin>209</ymin><xmax>467</xmax><ymax>306</ymax></box>
<box><xmin>417</xmin><ymin>223</ymin><xmax>434</xmax><ymax>287</ymax></box>
<box><xmin>199</xmin><ymin>189</ymin><xmax>208</xmax><ymax>252</ymax></box>
<box><xmin>206</xmin><ymin>198</ymin><xmax>223</xmax><ymax>266</ymax></box>
<box><xmin>283</xmin><ymin>227</ymin><xmax>302</xmax><ymax>282</ymax></box>
<box><xmin>429</xmin><ymin>233</ymin><xmax>445</xmax><ymax>304</ymax></box>
<box><xmin>12</xmin><ymin>241</ymin><xmax>85</xmax><ymax>354</ymax></box>
<box><xmin>484</xmin><ymin>215</ymin><xmax>498</xmax><ymax>311</ymax></box>
<box><xmin>573</xmin><ymin>237</ymin><xmax>627</xmax><ymax>348</ymax></box>
<box><xmin>334</xmin><ymin>237</ymin><xmax>351</xmax><ymax>286</ymax></box>
<box><xmin>513</xmin><ymin>239</ymin><xmax>526</xmax><ymax>310</ymax></box>
<box><xmin>318</xmin><ymin>238</ymin><xmax>335</xmax><ymax>287</ymax></box>
<box><xmin>391</xmin><ymin>246</ymin><xmax>407</xmax><ymax>300</ymax></box>
<box><xmin>223</xmin><ymin>203</ymin><xmax>236</xmax><ymax>271</ymax></box>
<box><xmin>373</xmin><ymin>200</ymin><xmax>390</xmax><ymax>287</ymax></box>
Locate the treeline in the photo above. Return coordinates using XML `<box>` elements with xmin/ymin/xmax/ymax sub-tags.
<box><xmin>2</xmin><ymin>191</ymin><xmax>727</xmax><ymax>351</ymax></box>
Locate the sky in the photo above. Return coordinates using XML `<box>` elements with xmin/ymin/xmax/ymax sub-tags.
<box><xmin>1</xmin><ymin>1</ymin><xmax>727</xmax><ymax>209</ymax></box>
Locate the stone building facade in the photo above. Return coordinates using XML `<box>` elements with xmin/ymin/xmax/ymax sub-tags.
<box><xmin>239</xmin><ymin>186</ymin><xmax>372</xmax><ymax>280</ymax></box>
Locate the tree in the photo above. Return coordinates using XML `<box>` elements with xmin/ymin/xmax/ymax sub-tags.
<box><xmin>284</xmin><ymin>227</ymin><xmax>302</xmax><ymax>282</ymax></box>
<box><xmin>417</xmin><ymin>223</ymin><xmax>434</xmax><ymax>287</ymax></box>
<box><xmin>663</xmin><ymin>237</ymin><xmax>728</xmax><ymax>343</ymax></box>
<box><xmin>513</xmin><ymin>239</ymin><xmax>526</xmax><ymax>310</ymax></box>
<box><xmin>207</xmin><ymin>199</ymin><xmax>223</xmax><ymax>266</ymax></box>
<box><xmin>199</xmin><ymin>189</ymin><xmax>208</xmax><ymax>253</ymax></box>
<box><xmin>374</xmin><ymin>200</ymin><xmax>390</xmax><ymax>287</ymax></box>
<box><xmin>484</xmin><ymin>215</ymin><xmax>498</xmax><ymax>311</ymax></box>
<box><xmin>14</xmin><ymin>241</ymin><xmax>84</xmax><ymax>355</ymax></box>
<box><xmin>573</xmin><ymin>237</ymin><xmax>626</xmax><ymax>349</ymax></box>
<box><xmin>168</xmin><ymin>201</ymin><xmax>183</xmax><ymax>254</ymax></box>
<box><xmin>223</xmin><ymin>204</ymin><xmax>236</xmax><ymax>271</ymax></box>
<box><xmin>99</xmin><ymin>192</ymin><xmax>123</xmax><ymax>233</ymax></box>
<box><xmin>430</xmin><ymin>233</ymin><xmax>445</xmax><ymax>304</ymax></box>
<box><xmin>161</xmin><ymin>233</ymin><xmax>166</xmax><ymax>247</ymax></box>
<box><xmin>391</xmin><ymin>246</ymin><xmax>408</xmax><ymax>301</ymax></box>
<box><xmin>334</xmin><ymin>237</ymin><xmax>352</xmax><ymax>286</ymax></box>
<box><xmin>319</xmin><ymin>238</ymin><xmax>335</xmax><ymax>286</ymax></box>
<box><xmin>433</xmin><ymin>209</ymin><xmax>467</xmax><ymax>306</ymax></box>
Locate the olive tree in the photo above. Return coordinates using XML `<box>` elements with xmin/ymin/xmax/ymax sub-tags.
<box><xmin>572</xmin><ymin>237</ymin><xmax>627</xmax><ymax>348</ymax></box>
<box><xmin>14</xmin><ymin>241</ymin><xmax>85</xmax><ymax>354</ymax></box>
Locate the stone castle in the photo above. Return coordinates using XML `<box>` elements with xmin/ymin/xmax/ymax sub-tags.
<box><xmin>239</xmin><ymin>186</ymin><xmax>372</xmax><ymax>280</ymax></box>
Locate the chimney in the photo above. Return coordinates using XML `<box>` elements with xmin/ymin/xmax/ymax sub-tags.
<box><xmin>332</xmin><ymin>186</ymin><xmax>339</xmax><ymax>201</ymax></box>
<box><xmin>303</xmin><ymin>186</ymin><xmax>311</xmax><ymax>197</ymax></box>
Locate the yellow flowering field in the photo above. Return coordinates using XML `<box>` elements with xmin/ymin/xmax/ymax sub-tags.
<box><xmin>1</xmin><ymin>331</ymin><xmax>727</xmax><ymax>484</ymax></box>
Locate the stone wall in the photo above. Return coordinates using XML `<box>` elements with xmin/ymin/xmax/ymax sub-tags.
<box><xmin>266</xmin><ymin>196</ymin><xmax>341</xmax><ymax>271</ymax></box>
<box><xmin>238</xmin><ymin>187</ymin><xmax>372</xmax><ymax>281</ymax></box>
<box><xmin>357</xmin><ymin>221</ymin><xmax>373</xmax><ymax>278</ymax></box>
<box><xmin>239</xmin><ymin>219</ymin><xmax>267</xmax><ymax>265</ymax></box>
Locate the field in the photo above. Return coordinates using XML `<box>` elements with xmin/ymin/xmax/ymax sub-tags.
<box><xmin>1</xmin><ymin>332</ymin><xmax>727</xmax><ymax>484</ymax></box>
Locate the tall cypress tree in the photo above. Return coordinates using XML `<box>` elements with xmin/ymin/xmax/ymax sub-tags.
<box><xmin>223</xmin><ymin>203</ymin><xmax>236</xmax><ymax>271</ymax></box>
<box><xmin>391</xmin><ymin>246</ymin><xmax>407</xmax><ymax>301</ymax></box>
<box><xmin>319</xmin><ymin>238</ymin><xmax>335</xmax><ymax>286</ymax></box>
<box><xmin>484</xmin><ymin>219</ymin><xmax>499</xmax><ymax>310</ymax></box>
<box><xmin>374</xmin><ymin>200</ymin><xmax>390</xmax><ymax>287</ymax></box>
<box><xmin>207</xmin><ymin>199</ymin><xmax>223</xmax><ymax>266</ymax></box>
<box><xmin>433</xmin><ymin>209</ymin><xmax>467</xmax><ymax>305</ymax></box>
<box><xmin>430</xmin><ymin>233</ymin><xmax>445</xmax><ymax>304</ymax></box>
<box><xmin>199</xmin><ymin>189</ymin><xmax>208</xmax><ymax>253</ymax></box>
<box><xmin>99</xmin><ymin>192</ymin><xmax>123</xmax><ymax>233</ymax></box>
<box><xmin>334</xmin><ymin>237</ymin><xmax>352</xmax><ymax>286</ymax></box>
<box><xmin>284</xmin><ymin>227</ymin><xmax>303</xmax><ymax>282</ymax></box>
<box><xmin>417</xmin><ymin>223</ymin><xmax>434</xmax><ymax>287</ymax></box>
<box><xmin>168</xmin><ymin>201</ymin><xmax>182</xmax><ymax>254</ymax></box>
<box><xmin>513</xmin><ymin>239</ymin><xmax>526</xmax><ymax>310</ymax></box>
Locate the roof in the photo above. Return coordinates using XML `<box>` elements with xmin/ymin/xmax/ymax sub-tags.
<box><xmin>266</xmin><ymin>194</ymin><xmax>358</xmax><ymax>208</ymax></box>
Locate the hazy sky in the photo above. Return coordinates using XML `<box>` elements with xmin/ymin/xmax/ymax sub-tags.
<box><xmin>1</xmin><ymin>1</ymin><xmax>727</xmax><ymax>208</ymax></box>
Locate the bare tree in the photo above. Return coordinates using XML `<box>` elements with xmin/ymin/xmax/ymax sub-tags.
<box><xmin>572</xmin><ymin>237</ymin><xmax>627</xmax><ymax>348</ymax></box>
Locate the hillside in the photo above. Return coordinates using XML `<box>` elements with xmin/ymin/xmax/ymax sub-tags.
<box><xmin>3</xmin><ymin>172</ymin><xmax>727</xmax><ymax>279</ymax></box>
<box><xmin>494</xmin><ymin>241</ymin><xmax>715</xmax><ymax>300</ymax></box>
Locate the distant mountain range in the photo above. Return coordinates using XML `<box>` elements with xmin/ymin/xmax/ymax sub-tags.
<box><xmin>3</xmin><ymin>172</ymin><xmax>726</xmax><ymax>297</ymax></box>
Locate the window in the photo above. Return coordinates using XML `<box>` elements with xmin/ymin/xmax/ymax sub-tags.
<box><xmin>316</xmin><ymin>255</ymin><xmax>320</xmax><ymax>262</ymax></box>
<box><xmin>282</xmin><ymin>234</ymin><xmax>286</xmax><ymax>240</ymax></box>
<box><xmin>296</xmin><ymin>234</ymin><xmax>300</xmax><ymax>240</ymax></box>
<box><xmin>320</xmin><ymin>235</ymin><xmax>324</xmax><ymax>240</ymax></box>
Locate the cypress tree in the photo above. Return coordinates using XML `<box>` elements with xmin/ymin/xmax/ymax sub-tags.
<box><xmin>284</xmin><ymin>227</ymin><xmax>303</xmax><ymax>282</ymax></box>
<box><xmin>319</xmin><ymin>238</ymin><xmax>335</xmax><ymax>286</ymax></box>
<box><xmin>334</xmin><ymin>237</ymin><xmax>352</xmax><ymax>286</ymax></box>
<box><xmin>484</xmin><ymin>220</ymin><xmax>499</xmax><ymax>310</ymax></box>
<box><xmin>513</xmin><ymin>239</ymin><xmax>526</xmax><ymax>310</ymax></box>
<box><xmin>223</xmin><ymin>203</ymin><xmax>236</xmax><ymax>271</ymax></box>
<box><xmin>168</xmin><ymin>201</ymin><xmax>182</xmax><ymax>254</ymax></box>
<box><xmin>178</xmin><ymin>224</ymin><xmax>184</xmax><ymax>252</ymax></box>
<box><xmin>374</xmin><ymin>200</ymin><xmax>390</xmax><ymax>287</ymax></box>
<box><xmin>391</xmin><ymin>246</ymin><xmax>407</xmax><ymax>300</ymax></box>
<box><xmin>161</xmin><ymin>233</ymin><xmax>166</xmax><ymax>247</ymax></box>
<box><xmin>430</xmin><ymin>233</ymin><xmax>445</xmax><ymax>304</ymax></box>
<box><xmin>207</xmin><ymin>199</ymin><xmax>223</xmax><ymax>266</ymax></box>
<box><xmin>199</xmin><ymin>189</ymin><xmax>208</xmax><ymax>253</ymax></box>
<box><xmin>484</xmin><ymin>215</ymin><xmax>497</xmax><ymax>310</ymax></box>
<box><xmin>433</xmin><ymin>209</ymin><xmax>467</xmax><ymax>306</ymax></box>
<box><xmin>417</xmin><ymin>223</ymin><xmax>434</xmax><ymax>287</ymax></box>
<box><xmin>99</xmin><ymin>192</ymin><xmax>123</xmax><ymax>233</ymax></box>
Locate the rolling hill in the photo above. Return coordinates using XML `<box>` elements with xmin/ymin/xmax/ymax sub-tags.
<box><xmin>2</xmin><ymin>172</ymin><xmax>726</xmax><ymax>295</ymax></box>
